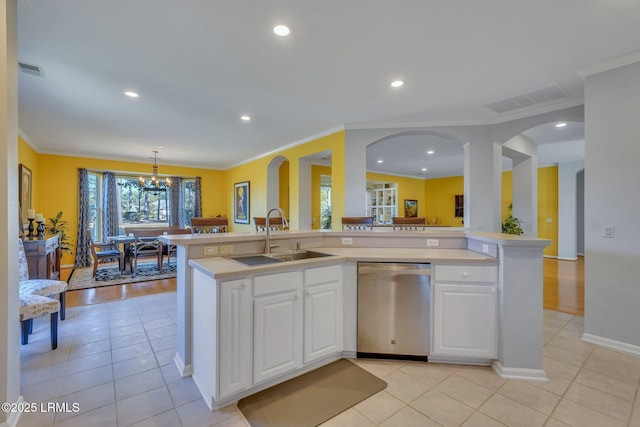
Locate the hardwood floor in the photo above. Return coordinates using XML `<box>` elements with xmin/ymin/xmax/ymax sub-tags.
<box><xmin>62</xmin><ymin>257</ymin><xmax>585</xmax><ymax>315</ymax></box>
<box><xmin>543</xmin><ymin>256</ymin><xmax>584</xmax><ymax>316</ymax></box>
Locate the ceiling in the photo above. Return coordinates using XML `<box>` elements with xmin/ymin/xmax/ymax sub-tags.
<box><xmin>17</xmin><ymin>1</ymin><xmax>640</xmax><ymax>175</ymax></box>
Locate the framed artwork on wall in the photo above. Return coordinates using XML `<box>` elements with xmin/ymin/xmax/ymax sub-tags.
<box><xmin>234</xmin><ymin>181</ymin><xmax>250</xmax><ymax>224</ymax></box>
<box><xmin>404</xmin><ymin>199</ymin><xmax>418</xmax><ymax>217</ymax></box>
<box><xmin>19</xmin><ymin>164</ymin><xmax>32</xmax><ymax>222</ymax></box>
<box><xmin>454</xmin><ymin>194</ymin><xmax>464</xmax><ymax>218</ymax></box>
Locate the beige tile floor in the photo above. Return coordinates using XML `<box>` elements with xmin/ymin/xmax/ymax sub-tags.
<box><xmin>17</xmin><ymin>292</ymin><xmax>640</xmax><ymax>427</ymax></box>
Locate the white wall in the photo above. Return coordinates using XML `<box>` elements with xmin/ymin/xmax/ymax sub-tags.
<box><xmin>583</xmin><ymin>60</ymin><xmax>640</xmax><ymax>348</ymax></box>
<box><xmin>558</xmin><ymin>161</ymin><xmax>584</xmax><ymax>260</ymax></box>
<box><xmin>1</xmin><ymin>1</ymin><xmax>21</xmax><ymax>424</ymax></box>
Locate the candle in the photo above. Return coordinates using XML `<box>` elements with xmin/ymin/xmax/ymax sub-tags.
<box><xmin>35</xmin><ymin>213</ymin><xmax>44</xmax><ymax>222</ymax></box>
<box><xmin>27</xmin><ymin>209</ymin><xmax>35</xmax><ymax>219</ymax></box>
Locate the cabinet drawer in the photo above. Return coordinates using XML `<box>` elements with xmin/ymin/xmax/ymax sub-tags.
<box><xmin>434</xmin><ymin>265</ymin><xmax>497</xmax><ymax>283</ymax></box>
<box><xmin>304</xmin><ymin>265</ymin><xmax>341</xmax><ymax>287</ymax></box>
<box><xmin>253</xmin><ymin>271</ymin><xmax>301</xmax><ymax>296</ymax></box>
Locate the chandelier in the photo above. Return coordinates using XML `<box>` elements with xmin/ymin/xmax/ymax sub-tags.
<box><xmin>139</xmin><ymin>151</ymin><xmax>170</xmax><ymax>194</ymax></box>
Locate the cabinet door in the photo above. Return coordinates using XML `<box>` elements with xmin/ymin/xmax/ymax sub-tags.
<box><xmin>304</xmin><ymin>282</ymin><xmax>342</xmax><ymax>363</ymax></box>
<box><xmin>432</xmin><ymin>283</ymin><xmax>498</xmax><ymax>359</ymax></box>
<box><xmin>253</xmin><ymin>289</ymin><xmax>302</xmax><ymax>384</ymax></box>
<box><xmin>218</xmin><ymin>279</ymin><xmax>252</xmax><ymax>398</ymax></box>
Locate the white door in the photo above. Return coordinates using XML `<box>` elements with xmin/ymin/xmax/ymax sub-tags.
<box><xmin>254</xmin><ymin>290</ymin><xmax>302</xmax><ymax>384</ymax></box>
<box><xmin>218</xmin><ymin>279</ymin><xmax>252</xmax><ymax>398</ymax></box>
<box><xmin>432</xmin><ymin>283</ymin><xmax>498</xmax><ymax>359</ymax></box>
<box><xmin>304</xmin><ymin>282</ymin><xmax>342</xmax><ymax>363</ymax></box>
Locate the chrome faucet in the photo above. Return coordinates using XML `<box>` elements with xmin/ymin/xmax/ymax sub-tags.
<box><xmin>264</xmin><ymin>207</ymin><xmax>289</xmax><ymax>254</ymax></box>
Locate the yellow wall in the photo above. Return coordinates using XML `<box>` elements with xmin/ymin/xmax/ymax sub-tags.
<box><xmin>226</xmin><ymin>131</ymin><xmax>346</xmax><ymax>231</ymax></box>
<box><xmin>366</xmin><ymin>172</ymin><xmax>427</xmax><ymax>219</ymax></box>
<box><xmin>537</xmin><ymin>166</ymin><xmax>558</xmax><ymax>256</ymax></box>
<box><xmin>18</xmin><ymin>136</ymin><xmax>39</xmax><ymax>216</ymax></box>
<box><xmin>279</xmin><ymin>161</ymin><xmax>290</xmax><ymax>218</ymax></box>
<box><xmin>424</xmin><ymin>176</ymin><xmax>465</xmax><ymax>226</ymax></box>
<box><xmin>20</xmin><ymin>143</ymin><xmax>226</xmax><ymax>265</ymax></box>
<box><xmin>21</xmin><ymin>132</ymin><xmax>559</xmax><ymax>262</ymax></box>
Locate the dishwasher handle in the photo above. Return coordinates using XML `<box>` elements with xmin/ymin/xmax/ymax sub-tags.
<box><xmin>358</xmin><ymin>266</ymin><xmax>431</xmax><ymax>276</ymax></box>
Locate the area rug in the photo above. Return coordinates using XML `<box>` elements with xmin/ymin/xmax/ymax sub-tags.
<box><xmin>238</xmin><ymin>359</ymin><xmax>387</xmax><ymax>427</ymax></box>
<box><xmin>68</xmin><ymin>261</ymin><xmax>177</xmax><ymax>290</ymax></box>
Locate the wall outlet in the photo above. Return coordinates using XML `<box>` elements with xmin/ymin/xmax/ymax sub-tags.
<box><xmin>426</xmin><ymin>239</ymin><xmax>439</xmax><ymax>247</ymax></box>
<box><xmin>204</xmin><ymin>246</ymin><xmax>218</xmax><ymax>255</ymax></box>
<box><xmin>341</xmin><ymin>237</ymin><xmax>353</xmax><ymax>245</ymax></box>
<box><xmin>482</xmin><ymin>244</ymin><xmax>489</xmax><ymax>253</ymax></box>
<box><xmin>220</xmin><ymin>245</ymin><xmax>234</xmax><ymax>254</ymax></box>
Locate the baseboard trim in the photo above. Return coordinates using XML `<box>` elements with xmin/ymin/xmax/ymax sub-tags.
<box><xmin>174</xmin><ymin>353</ymin><xmax>192</xmax><ymax>378</ymax></box>
<box><xmin>556</xmin><ymin>256</ymin><xmax>578</xmax><ymax>261</ymax></box>
<box><xmin>0</xmin><ymin>395</ymin><xmax>24</xmax><ymax>427</ymax></box>
<box><xmin>492</xmin><ymin>361</ymin><xmax>548</xmax><ymax>382</ymax></box>
<box><xmin>582</xmin><ymin>333</ymin><xmax>640</xmax><ymax>357</ymax></box>
<box><xmin>543</xmin><ymin>255</ymin><xmax>558</xmax><ymax>259</ymax></box>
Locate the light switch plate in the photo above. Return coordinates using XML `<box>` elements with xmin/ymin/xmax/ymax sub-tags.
<box><xmin>604</xmin><ymin>225</ymin><xmax>615</xmax><ymax>238</ymax></box>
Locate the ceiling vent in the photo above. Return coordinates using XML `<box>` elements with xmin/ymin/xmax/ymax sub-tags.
<box><xmin>18</xmin><ymin>62</ymin><xmax>44</xmax><ymax>77</ymax></box>
<box><xmin>485</xmin><ymin>85</ymin><xmax>568</xmax><ymax>114</ymax></box>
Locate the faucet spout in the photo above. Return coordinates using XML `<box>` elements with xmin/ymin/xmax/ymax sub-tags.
<box><xmin>265</xmin><ymin>207</ymin><xmax>288</xmax><ymax>254</ymax></box>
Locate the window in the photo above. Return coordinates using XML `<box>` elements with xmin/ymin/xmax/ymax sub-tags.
<box><xmin>87</xmin><ymin>172</ymin><xmax>100</xmax><ymax>240</ymax></box>
<box><xmin>118</xmin><ymin>176</ymin><xmax>169</xmax><ymax>225</ymax></box>
<box><xmin>320</xmin><ymin>174</ymin><xmax>332</xmax><ymax>229</ymax></box>
<box><xmin>88</xmin><ymin>173</ymin><xmax>198</xmax><ymax>240</ymax></box>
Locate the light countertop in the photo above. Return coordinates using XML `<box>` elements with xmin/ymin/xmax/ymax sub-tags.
<box><xmin>189</xmin><ymin>246</ymin><xmax>496</xmax><ymax>280</ymax></box>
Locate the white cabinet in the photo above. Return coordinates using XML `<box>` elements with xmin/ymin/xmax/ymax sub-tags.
<box><xmin>303</xmin><ymin>265</ymin><xmax>343</xmax><ymax>364</ymax></box>
<box><xmin>367</xmin><ymin>181</ymin><xmax>398</xmax><ymax>224</ymax></box>
<box><xmin>253</xmin><ymin>271</ymin><xmax>303</xmax><ymax>384</ymax></box>
<box><xmin>218</xmin><ymin>278</ymin><xmax>252</xmax><ymax>398</ymax></box>
<box><xmin>431</xmin><ymin>265</ymin><xmax>498</xmax><ymax>360</ymax></box>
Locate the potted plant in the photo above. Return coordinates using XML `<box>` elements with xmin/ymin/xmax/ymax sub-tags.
<box><xmin>47</xmin><ymin>211</ymin><xmax>74</xmax><ymax>254</ymax></box>
<box><xmin>502</xmin><ymin>203</ymin><xmax>523</xmax><ymax>235</ymax></box>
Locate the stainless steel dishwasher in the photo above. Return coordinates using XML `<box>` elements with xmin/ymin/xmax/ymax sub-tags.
<box><xmin>357</xmin><ymin>262</ymin><xmax>431</xmax><ymax>360</ymax></box>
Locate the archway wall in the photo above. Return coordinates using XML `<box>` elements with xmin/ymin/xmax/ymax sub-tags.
<box><xmin>346</xmin><ymin>105</ymin><xmax>584</xmax><ymax>233</ymax></box>
<box><xmin>346</xmin><ymin>125</ymin><xmax>502</xmax><ymax>231</ymax></box>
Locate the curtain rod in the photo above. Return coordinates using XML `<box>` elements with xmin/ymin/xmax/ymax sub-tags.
<box><xmin>80</xmin><ymin>168</ymin><xmax>197</xmax><ymax>179</ymax></box>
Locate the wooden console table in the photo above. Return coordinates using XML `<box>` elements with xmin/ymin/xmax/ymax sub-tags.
<box><xmin>21</xmin><ymin>234</ymin><xmax>61</xmax><ymax>280</ymax></box>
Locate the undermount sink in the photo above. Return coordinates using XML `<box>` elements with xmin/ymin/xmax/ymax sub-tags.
<box><xmin>228</xmin><ymin>250</ymin><xmax>331</xmax><ymax>266</ymax></box>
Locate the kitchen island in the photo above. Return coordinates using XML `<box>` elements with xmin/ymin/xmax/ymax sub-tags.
<box><xmin>160</xmin><ymin>229</ymin><xmax>550</xmax><ymax>410</ymax></box>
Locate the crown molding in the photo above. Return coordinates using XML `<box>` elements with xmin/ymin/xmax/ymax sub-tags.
<box><xmin>579</xmin><ymin>50</ymin><xmax>640</xmax><ymax>77</ymax></box>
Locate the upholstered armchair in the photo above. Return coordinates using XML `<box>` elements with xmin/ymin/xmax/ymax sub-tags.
<box><xmin>18</xmin><ymin>238</ymin><xmax>68</xmax><ymax>320</ymax></box>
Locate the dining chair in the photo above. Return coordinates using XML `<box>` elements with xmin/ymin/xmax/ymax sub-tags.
<box><xmin>19</xmin><ymin>294</ymin><xmax>60</xmax><ymax>349</ymax></box>
<box><xmin>163</xmin><ymin>227</ymin><xmax>192</xmax><ymax>266</ymax></box>
<box><xmin>130</xmin><ymin>229</ymin><xmax>164</xmax><ymax>274</ymax></box>
<box><xmin>18</xmin><ymin>238</ymin><xmax>68</xmax><ymax>320</ymax></box>
<box><xmin>341</xmin><ymin>216</ymin><xmax>374</xmax><ymax>230</ymax></box>
<box><xmin>392</xmin><ymin>217</ymin><xmax>426</xmax><ymax>230</ymax></box>
<box><xmin>253</xmin><ymin>217</ymin><xmax>287</xmax><ymax>231</ymax></box>
<box><xmin>190</xmin><ymin>217</ymin><xmax>229</xmax><ymax>233</ymax></box>
<box><xmin>87</xmin><ymin>229</ymin><xmax>125</xmax><ymax>276</ymax></box>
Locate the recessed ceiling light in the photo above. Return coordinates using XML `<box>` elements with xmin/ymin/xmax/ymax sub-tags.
<box><xmin>273</xmin><ymin>24</ymin><xmax>291</xmax><ymax>37</ymax></box>
<box><xmin>377</xmin><ymin>160</ymin><xmax>383</xmax><ymax>164</ymax></box>
<box><xmin>156</xmin><ymin>145</ymin><xmax>164</xmax><ymax>149</ymax></box>
<box><xmin>390</xmin><ymin>80</ymin><xmax>404</xmax><ymax>88</ymax></box>
<box><xmin>240</xmin><ymin>115</ymin><xmax>251</xmax><ymax>121</ymax></box>
<box><xmin>124</xmin><ymin>91</ymin><xmax>139</xmax><ymax>98</ymax></box>
<box><xmin>555</xmin><ymin>122</ymin><xmax>567</xmax><ymax>128</ymax></box>
<box><xmin>421</xmin><ymin>168</ymin><xmax>428</xmax><ymax>172</ymax></box>
<box><xmin>426</xmin><ymin>150</ymin><xmax>435</xmax><ymax>155</ymax></box>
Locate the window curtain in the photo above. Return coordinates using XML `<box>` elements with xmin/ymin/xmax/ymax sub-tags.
<box><xmin>193</xmin><ymin>176</ymin><xmax>202</xmax><ymax>218</ymax></box>
<box><xmin>75</xmin><ymin>168</ymin><xmax>91</xmax><ymax>268</ymax></box>
<box><xmin>168</xmin><ymin>176</ymin><xmax>184</xmax><ymax>227</ymax></box>
<box><xmin>102</xmin><ymin>172</ymin><xmax>120</xmax><ymax>242</ymax></box>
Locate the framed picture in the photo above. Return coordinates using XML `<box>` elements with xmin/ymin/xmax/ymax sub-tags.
<box><xmin>454</xmin><ymin>194</ymin><xmax>464</xmax><ymax>218</ymax></box>
<box><xmin>404</xmin><ymin>199</ymin><xmax>418</xmax><ymax>217</ymax></box>
<box><xmin>234</xmin><ymin>181</ymin><xmax>250</xmax><ymax>224</ymax></box>
<box><xmin>19</xmin><ymin>164</ymin><xmax>32</xmax><ymax>221</ymax></box>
